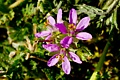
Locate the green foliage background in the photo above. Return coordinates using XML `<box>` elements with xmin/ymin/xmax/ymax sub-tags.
<box><xmin>0</xmin><ymin>0</ymin><xmax>120</xmax><ymax>80</ymax></box>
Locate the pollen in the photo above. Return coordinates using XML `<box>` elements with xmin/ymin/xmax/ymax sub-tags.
<box><xmin>56</xmin><ymin>56</ymin><xmax>59</xmax><ymax>58</ymax></box>
<box><xmin>44</xmin><ymin>20</ymin><xmax>49</xmax><ymax>26</ymax></box>
<box><xmin>58</xmin><ymin>54</ymin><xmax>64</xmax><ymax>61</ymax></box>
<box><xmin>68</xmin><ymin>24</ymin><xmax>76</xmax><ymax>30</ymax></box>
<box><xmin>62</xmin><ymin>59</ymin><xmax>64</xmax><ymax>62</ymax></box>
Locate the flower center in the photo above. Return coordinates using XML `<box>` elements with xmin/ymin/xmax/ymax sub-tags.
<box><xmin>56</xmin><ymin>54</ymin><xmax>64</xmax><ymax>62</ymax></box>
<box><xmin>60</xmin><ymin>54</ymin><xmax>64</xmax><ymax>60</ymax></box>
<box><xmin>68</xmin><ymin>24</ymin><xmax>76</xmax><ymax>30</ymax></box>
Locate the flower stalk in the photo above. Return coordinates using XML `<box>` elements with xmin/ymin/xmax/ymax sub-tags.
<box><xmin>90</xmin><ymin>41</ymin><xmax>111</xmax><ymax>80</ymax></box>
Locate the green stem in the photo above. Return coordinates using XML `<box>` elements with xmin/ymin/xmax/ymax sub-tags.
<box><xmin>96</xmin><ymin>41</ymin><xmax>110</xmax><ymax>71</ymax></box>
<box><xmin>90</xmin><ymin>41</ymin><xmax>111</xmax><ymax>80</ymax></box>
<box><xmin>98</xmin><ymin>0</ymin><xmax>119</xmax><ymax>15</ymax></box>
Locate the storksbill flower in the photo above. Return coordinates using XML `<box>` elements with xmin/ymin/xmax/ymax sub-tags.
<box><xmin>55</xmin><ymin>8</ymin><xmax>92</xmax><ymax>48</ymax></box>
<box><xmin>35</xmin><ymin>8</ymin><xmax>92</xmax><ymax>75</ymax></box>
<box><xmin>43</xmin><ymin>44</ymin><xmax>82</xmax><ymax>74</ymax></box>
<box><xmin>35</xmin><ymin>9</ymin><xmax>65</xmax><ymax>40</ymax></box>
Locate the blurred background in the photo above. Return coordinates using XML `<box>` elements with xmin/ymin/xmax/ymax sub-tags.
<box><xmin>0</xmin><ymin>0</ymin><xmax>120</xmax><ymax>80</ymax></box>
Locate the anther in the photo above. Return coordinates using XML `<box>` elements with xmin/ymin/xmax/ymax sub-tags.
<box><xmin>68</xmin><ymin>24</ymin><xmax>76</xmax><ymax>30</ymax></box>
<box><xmin>44</xmin><ymin>20</ymin><xmax>49</xmax><ymax>26</ymax></box>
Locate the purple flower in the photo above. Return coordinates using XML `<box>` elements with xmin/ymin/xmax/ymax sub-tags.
<box><xmin>69</xmin><ymin>9</ymin><xmax>92</xmax><ymax>40</ymax></box>
<box><xmin>35</xmin><ymin>9</ymin><xmax>63</xmax><ymax>39</ymax></box>
<box><xmin>35</xmin><ymin>8</ymin><xmax>92</xmax><ymax>75</ymax></box>
<box><xmin>47</xmin><ymin>52</ymin><xmax>71</xmax><ymax>74</ymax></box>
<box><xmin>58</xmin><ymin>8</ymin><xmax>92</xmax><ymax>48</ymax></box>
<box><xmin>45</xmin><ymin>45</ymin><xmax>82</xmax><ymax>74</ymax></box>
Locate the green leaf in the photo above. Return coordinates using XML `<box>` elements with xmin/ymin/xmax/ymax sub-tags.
<box><xmin>10</xmin><ymin>52</ymin><xmax>25</xmax><ymax>63</ymax></box>
<box><xmin>77</xmin><ymin>49</ymin><xmax>87</xmax><ymax>61</ymax></box>
<box><xmin>76</xmin><ymin>4</ymin><xmax>104</xmax><ymax>19</ymax></box>
<box><xmin>30</xmin><ymin>60</ymin><xmax>37</xmax><ymax>70</ymax></box>
<box><xmin>77</xmin><ymin>46</ymin><xmax>92</xmax><ymax>61</ymax></box>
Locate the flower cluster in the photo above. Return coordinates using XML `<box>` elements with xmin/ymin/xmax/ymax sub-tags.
<box><xmin>35</xmin><ymin>8</ymin><xmax>92</xmax><ymax>74</ymax></box>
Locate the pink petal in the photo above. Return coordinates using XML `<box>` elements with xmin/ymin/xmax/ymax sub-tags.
<box><xmin>69</xmin><ymin>52</ymin><xmax>82</xmax><ymax>64</ymax></box>
<box><xmin>55</xmin><ymin>23</ymin><xmax>67</xmax><ymax>34</ymax></box>
<box><xmin>47</xmin><ymin>25</ymin><xmax>58</xmax><ymax>32</ymax></box>
<box><xmin>47</xmin><ymin>16</ymin><xmax>56</xmax><ymax>26</ymax></box>
<box><xmin>76</xmin><ymin>32</ymin><xmax>92</xmax><ymax>40</ymax></box>
<box><xmin>57</xmin><ymin>9</ymin><xmax>63</xmax><ymax>23</ymax></box>
<box><xmin>35</xmin><ymin>31</ymin><xmax>51</xmax><ymax>38</ymax></box>
<box><xmin>76</xmin><ymin>17</ymin><xmax>90</xmax><ymax>31</ymax></box>
<box><xmin>45</xmin><ymin>34</ymin><xmax>52</xmax><ymax>40</ymax></box>
<box><xmin>47</xmin><ymin>54</ymin><xmax>59</xmax><ymax>67</ymax></box>
<box><xmin>62</xmin><ymin>56</ymin><xmax>71</xmax><ymax>74</ymax></box>
<box><xmin>42</xmin><ymin>44</ymin><xmax>60</xmax><ymax>52</ymax></box>
<box><xmin>60</xmin><ymin>36</ymin><xmax>73</xmax><ymax>49</ymax></box>
<box><xmin>69</xmin><ymin>8</ymin><xmax>77</xmax><ymax>24</ymax></box>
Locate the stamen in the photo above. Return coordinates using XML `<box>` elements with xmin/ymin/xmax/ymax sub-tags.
<box><xmin>58</xmin><ymin>54</ymin><xmax>64</xmax><ymax>61</ymax></box>
<box><xmin>62</xmin><ymin>59</ymin><xmax>64</xmax><ymax>62</ymax></box>
<box><xmin>56</xmin><ymin>55</ymin><xmax>59</xmax><ymax>58</ymax></box>
<box><xmin>44</xmin><ymin>20</ymin><xmax>49</xmax><ymax>26</ymax></box>
<box><xmin>68</xmin><ymin>24</ymin><xmax>76</xmax><ymax>30</ymax></box>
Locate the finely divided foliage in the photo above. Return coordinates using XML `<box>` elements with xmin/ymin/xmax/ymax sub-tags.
<box><xmin>1</xmin><ymin>0</ymin><xmax>119</xmax><ymax>79</ymax></box>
